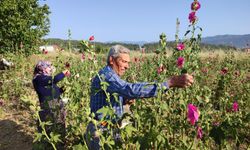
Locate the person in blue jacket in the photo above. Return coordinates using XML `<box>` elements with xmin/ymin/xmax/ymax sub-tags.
<box><xmin>32</xmin><ymin>60</ymin><xmax>70</xmax><ymax>149</ymax></box>
<box><xmin>85</xmin><ymin>45</ymin><xmax>194</xmax><ymax>149</ymax></box>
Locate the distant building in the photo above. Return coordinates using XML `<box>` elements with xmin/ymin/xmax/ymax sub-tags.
<box><xmin>243</xmin><ymin>48</ymin><xmax>250</xmax><ymax>53</ymax></box>
<box><xmin>39</xmin><ymin>45</ymin><xmax>61</xmax><ymax>53</ymax></box>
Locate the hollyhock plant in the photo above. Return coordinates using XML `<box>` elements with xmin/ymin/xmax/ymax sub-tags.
<box><xmin>196</xmin><ymin>126</ymin><xmax>203</xmax><ymax>139</ymax></box>
<box><xmin>232</xmin><ymin>101</ymin><xmax>239</xmax><ymax>112</ymax></box>
<box><xmin>187</xmin><ymin>104</ymin><xmax>199</xmax><ymax>125</ymax></box>
<box><xmin>191</xmin><ymin>1</ymin><xmax>201</xmax><ymax>11</ymax></box>
<box><xmin>177</xmin><ymin>57</ymin><xmax>185</xmax><ymax>68</ymax></box>
<box><xmin>188</xmin><ymin>12</ymin><xmax>197</xmax><ymax>24</ymax></box>
<box><xmin>89</xmin><ymin>35</ymin><xmax>95</xmax><ymax>41</ymax></box>
<box><xmin>176</xmin><ymin>43</ymin><xmax>185</xmax><ymax>51</ymax></box>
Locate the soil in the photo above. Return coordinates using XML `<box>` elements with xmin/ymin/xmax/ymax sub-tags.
<box><xmin>0</xmin><ymin>106</ymin><xmax>34</xmax><ymax>150</ymax></box>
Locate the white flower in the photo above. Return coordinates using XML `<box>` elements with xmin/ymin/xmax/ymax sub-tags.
<box><xmin>61</xmin><ymin>97</ymin><xmax>69</xmax><ymax>104</ymax></box>
<box><xmin>75</xmin><ymin>73</ymin><xmax>80</xmax><ymax>78</ymax></box>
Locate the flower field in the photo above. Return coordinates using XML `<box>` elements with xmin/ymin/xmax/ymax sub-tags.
<box><xmin>0</xmin><ymin>0</ymin><xmax>250</xmax><ymax>149</ymax></box>
<box><xmin>0</xmin><ymin>49</ymin><xmax>249</xmax><ymax>149</ymax></box>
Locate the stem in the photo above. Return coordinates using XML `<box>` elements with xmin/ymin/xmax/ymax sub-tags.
<box><xmin>36</xmin><ymin>111</ymin><xmax>57</xmax><ymax>150</ymax></box>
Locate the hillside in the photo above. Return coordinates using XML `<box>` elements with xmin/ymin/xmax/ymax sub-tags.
<box><xmin>201</xmin><ymin>34</ymin><xmax>250</xmax><ymax>48</ymax></box>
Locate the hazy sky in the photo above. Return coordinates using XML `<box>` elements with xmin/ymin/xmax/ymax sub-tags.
<box><xmin>40</xmin><ymin>0</ymin><xmax>250</xmax><ymax>42</ymax></box>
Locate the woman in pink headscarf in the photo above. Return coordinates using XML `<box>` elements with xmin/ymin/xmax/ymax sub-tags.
<box><xmin>33</xmin><ymin>60</ymin><xmax>70</xmax><ymax>149</ymax></box>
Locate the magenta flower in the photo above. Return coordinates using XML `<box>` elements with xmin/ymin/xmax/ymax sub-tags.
<box><xmin>176</xmin><ymin>57</ymin><xmax>185</xmax><ymax>68</ymax></box>
<box><xmin>196</xmin><ymin>126</ymin><xmax>203</xmax><ymax>139</ymax></box>
<box><xmin>89</xmin><ymin>35</ymin><xmax>95</xmax><ymax>41</ymax></box>
<box><xmin>232</xmin><ymin>101</ymin><xmax>239</xmax><ymax>112</ymax></box>
<box><xmin>187</xmin><ymin>104</ymin><xmax>199</xmax><ymax>125</ymax></box>
<box><xmin>188</xmin><ymin>12</ymin><xmax>197</xmax><ymax>23</ymax></box>
<box><xmin>176</xmin><ymin>43</ymin><xmax>185</xmax><ymax>51</ymax></box>
<box><xmin>191</xmin><ymin>1</ymin><xmax>201</xmax><ymax>11</ymax></box>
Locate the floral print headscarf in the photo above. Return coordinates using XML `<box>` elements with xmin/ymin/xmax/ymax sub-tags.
<box><xmin>33</xmin><ymin>60</ymin><xmax>52</xmax><ymax>78</ymax></box>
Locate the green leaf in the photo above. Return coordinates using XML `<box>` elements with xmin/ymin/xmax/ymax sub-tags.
<box><xmin>184</xmin><ymin>30</ymin><xmax>191</xmax><ymax>36</ymax></box>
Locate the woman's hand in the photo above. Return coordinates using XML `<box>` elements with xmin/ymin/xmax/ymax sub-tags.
<box><xmin>63</xmin><ymin>70</ymin><xmax>71</xmax><ymax>77</ymax></box>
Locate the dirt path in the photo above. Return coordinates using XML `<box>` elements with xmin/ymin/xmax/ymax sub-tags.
<box><xmin>0</xmin><ymin>109</ymin><xmax>34</xmax><ymax>150</ymax></box>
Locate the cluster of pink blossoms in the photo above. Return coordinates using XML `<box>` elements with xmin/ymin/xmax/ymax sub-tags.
<box><xmin>189</xmin><ymin>0</ymin><xmax>201</xmax><ymax>24</ymax></box>
<box><xmin>175</xmin><ymin>1</ymin><xmax>201</xmax><ymax>68</ymax></box>
<box><xmin>187</xmin><ymin>104</ymin><xmax>202</xmax><ymax>139</ymax></box>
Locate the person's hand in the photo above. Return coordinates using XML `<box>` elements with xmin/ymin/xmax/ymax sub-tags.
<box><xmin>125</xmin><ymin>99</ymin><xmax>136</xmax><ymax>105</ymax></box>
<box><xmin>168</xmin><ymin>74</ymin><xmax>194</xmax><ymax>88</ymax></box>
<box><xmin>63</xmin><ymin>70</ymin><xmax>71</xmax><ymax>77</ymax></box>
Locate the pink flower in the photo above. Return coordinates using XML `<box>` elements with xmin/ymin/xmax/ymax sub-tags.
<box><xmin>234</xmin><ymin>70</ymin><xmax>240</xmax><ymax>76</ymax></box>
<box><xmin>201</xmin><ymin>68</ymin><xmax>208</xmax><ymax>74</ymax></box>
<box><xmin>134</xmin><ymin>57</ymin><xmax>139</xmax><ymax>63</ymax></box>
<box><xmin>176</xmin><ymin>57</ymin><xmax>185</xmax><ymax>68</ymax></box>
<box><xmin>141</xmin><ymin>48</ymin><xmax>145</xmax><ymax>54</ymax></box>
<box><xmin>89</xmin><ymin>35</ymin><xmax>95</xmax><ymax>41</ymax></box>
<box><xmin>220</xmin><ymin>67</ymin><xmax>228</xmax><ymax>75</ymax></box>
<box><xmin>196</xmin><ymin>126</ymin><xmax>203</xmax><ymax>139</ymax></box>
<box><xmin>187</xmin><ymin>104</ymin><xmax>199</xmax><ymax>125</ymax></box>
<box><xmin>0</xmin><ymin>99</ymin><xmax>3</xmax><ymax>107</ymax></box>
<box><xmin>81</xmin><ymin>53</ymin><xmax>85</xmax><ymax>61</ymax></box>
<box><xmin>191</xmin><ymin>1</ymin><xmax>201</xmax><ymax>11</ymax></box>
<box><xmin>213</xmin><ymin>122</ymin><xmax>220</xmax><ymax>126</ymax></box>
<box><xmin>232</xmin><ymin>101</ymin><xmax>239</xmax><ymax>112</ymax></box>
<box><xmin>42</xmin><ymin>49</ymin><xmax>48</xmax><ymax>54</ymax></box>
<box><xmin>157</xmin><ymin>64</ymin><xmax>164</xmax><ymax>74</ymax></box>
<box><xmin>176</xmin><ymin>43</ymin><xmax>185</xmax><ymax>51</ymax></box>
<box><xmin>188</xmin><ymin>12</ymin><xmax>197</xmax><ymax>23</ymax></box>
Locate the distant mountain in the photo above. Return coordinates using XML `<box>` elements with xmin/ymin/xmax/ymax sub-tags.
<box><xmin>201</xmin><ymin>34</ymin><xmax>250</xmax><ymax>48</ymax></box>
<box><xmin>117</xmin><ymin>34</ymin><xmax>250</xmax><ymax>48</ymax></box>
<box><xmin>105</xmin><ymin>41</ymin><xmax>148</xmax><ymax>46</ymax></box>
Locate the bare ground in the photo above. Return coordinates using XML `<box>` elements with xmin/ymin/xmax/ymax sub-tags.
<box><xmin>0</xmin><ymin>106</ymin><xmax>34</xmax><ymax>150</ymax></box>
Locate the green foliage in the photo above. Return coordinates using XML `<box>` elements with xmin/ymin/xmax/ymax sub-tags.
<box><xmin>0</xmin><ymin>51</ymin><xmax>249</xmax><ymax>149</ymax></box>
<box><xmin>0</xmin><ymin>0</ymin><xmax>50</xmax><ymax>55</ymax></box>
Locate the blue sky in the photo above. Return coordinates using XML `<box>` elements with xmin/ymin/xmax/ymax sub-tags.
<box><xmin>40</xmin><ymin>0</ymin><xmax>250</xmax><ymax>42</ymax></box>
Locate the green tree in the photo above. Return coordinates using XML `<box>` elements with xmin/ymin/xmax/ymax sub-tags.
<box><xmin>0</xmin><ymin>0</ymin><xmax>50</xmax><ymax>55</ymax></box>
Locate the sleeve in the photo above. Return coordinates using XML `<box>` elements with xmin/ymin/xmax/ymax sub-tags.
<box><xmin>53</xmin><ymin>72</ymin><xmax>65</xmax><ymax>83</ymax></box>
<box><xmin>105</xmin><ymin>73</ymin><xmax>169</xmax><ymax>99</ymax></box>
<box><xmin>35</xmin><ymin>73</ymin><xmax>65</xmax><ymax>86</ymax></box>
